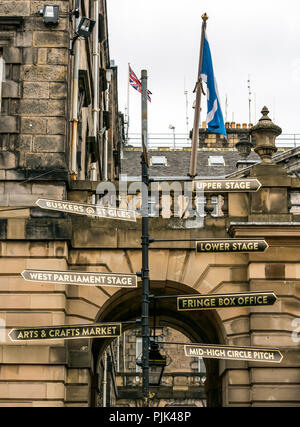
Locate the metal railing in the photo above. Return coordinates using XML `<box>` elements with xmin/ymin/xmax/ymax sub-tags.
<box><xmin>125</xmin><ymin>133</ymin><xmax>300</xmax><ymax>150</ymax></box>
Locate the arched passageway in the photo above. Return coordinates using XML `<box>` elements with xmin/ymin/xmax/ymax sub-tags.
<box><xmin>91</xmin><ymin>281</ymin><xmax>227</xmax><ymax>407</ymax></box>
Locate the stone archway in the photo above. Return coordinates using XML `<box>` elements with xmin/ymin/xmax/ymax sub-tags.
<box><xmin>91</xmin><ymin>280</ymin><xmax>227</xmax><ymax>407</ymax></box>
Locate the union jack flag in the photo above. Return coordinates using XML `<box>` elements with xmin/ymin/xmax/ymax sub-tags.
<box><xmin>129</xmin><ymin>65</ymin><xmax>152</xmax><ymax>102</ymax></box>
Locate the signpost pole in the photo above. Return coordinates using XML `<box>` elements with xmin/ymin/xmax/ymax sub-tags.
<box><xmin>141</xmin><ymin>69</ymin><xmax>150</xmax><ymax>407</ymax></box>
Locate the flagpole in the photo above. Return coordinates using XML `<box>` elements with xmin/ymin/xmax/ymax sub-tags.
<box><xmin>126</xmin><ymin>63</ymin><xmax>130</xmax><ymax>144</ymax></box>
<box><xmin>188</xmin><ymin>13</ymin><xmax>208</xmax><ymax>178</ymax></box>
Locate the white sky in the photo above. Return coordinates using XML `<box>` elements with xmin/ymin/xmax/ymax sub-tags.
<box><xmin>107</xmin><ymin>0</ymin><xmax>300</xmax><ymax>137</ymax></box>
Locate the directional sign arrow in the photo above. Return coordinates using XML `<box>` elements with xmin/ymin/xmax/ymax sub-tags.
<box><xmin>184</xmin><ymin>343</ymin><xmax>283</xmax><ymax>363</ymax></box>
<box><xmin>21</xmin><ymin>269</ymin><xmax>138</xmax><ymax>288</ymax></box>
<box><xmin>193</xmin><ymin>178</ymin><xmax>262</xmax><ymax>192</ymax></box>
<box><xmin>36</xmin><ymin>198</ymin><xmax>136</xmax><ymax>222</ymax></box>
<box><xmin>8</xmin><ymin>322</ymin><xmax>122</xmax><ymax>342</ymax></box>
<box><xmin>177</xmin><ymin>291</ymin><xmax>277</xmax><ymax>311</ymax></box>
<box><xmin>195</xmin><ymin>239</ymin><xmax>269</xmax><ymax>253</ymax></box>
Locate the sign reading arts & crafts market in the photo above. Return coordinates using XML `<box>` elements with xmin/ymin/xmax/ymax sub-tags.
<box><xmin>184</xmin><ymin>343</ymin><xmax>282</xmax><ymax>363</ymax></box>
<box><xmin>36</xmin><ymin>198</ymin><xmax>136</xmax><ymax>222</ymax></box>
<box><xmin>193</xmin><ymin>178</ymin><xmax>261</xmax><ymax>192</ymax></box>
<box><xmin>177</xmin><ymin>291</ymin><xmax>277</xmax><ymax>311</ymax></box>
<box><xmin>8</xmin><ymin>322</ymin><xmax>122</xmax><ymax>342</ymax></box>
<box><xmin>195</xmin><ymin>239</ymin><xmax>268</xmax><ymax>253</ymax></box>
<box><xmin>21</xmin><ymin>269</ymin><xmax>138</xmax><ymax>288</ymax></box>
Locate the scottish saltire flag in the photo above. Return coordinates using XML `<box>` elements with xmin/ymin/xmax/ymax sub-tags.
<box><xmin>129</xmin><ymin>65</ymin><xmax>152</xmax><ymax>102</ymax></box>
<box><xmin>201</xmin><ymin>33</ymin><xmax>227</xmax><ymax>137</ymax></box>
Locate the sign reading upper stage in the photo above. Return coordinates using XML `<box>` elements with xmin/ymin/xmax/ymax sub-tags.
<box><xmin>36</xmin><ymin>198</ymin><xmax>136</xmax><ymax>222</ymax></box>
<box><xmin>193</xmin><ymin>178</ymin><xmax>261</xmax><ymax>192</ymax></box>
<box><xmin>195</xmin><ymin>239</ymin><xmax>268</xmax><ymax>253</ymax></box>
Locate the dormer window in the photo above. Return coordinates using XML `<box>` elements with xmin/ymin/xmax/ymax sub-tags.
<box><xmin>208</xmin><ymin>155</ymin><xmax>225</xmax><ymax>166</ymax></box>
<box><xmin>150</xmin><ymin>156</ymin><xmax>167</xmax><ymax>166</ymax></box>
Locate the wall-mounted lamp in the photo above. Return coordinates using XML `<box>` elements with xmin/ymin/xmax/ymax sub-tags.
<box><xmin>70</xmin><ymin>17</ymin><xmax>96</xmax><ymax>55</ymax></box>
<box><xmin>39</xmin><ymin>5</ymin><xmax>60</xmax><ymax>26</ymax></box>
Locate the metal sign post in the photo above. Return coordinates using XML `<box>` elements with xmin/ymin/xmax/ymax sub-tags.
<box><xmin>140</xmin><ymin>69</ymin><xmax>150</xmax><ymax>406</ymax></box>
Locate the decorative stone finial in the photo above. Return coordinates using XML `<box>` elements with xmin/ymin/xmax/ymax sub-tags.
<box><xmin>250</xmin><ymin>106</ymin><xmax>282</xmax><ymax>163</ymax></box>
<box><xmin>235</xmin><ymin>134</ymin><xmax>253</xmax><ymax>160</ymax></box>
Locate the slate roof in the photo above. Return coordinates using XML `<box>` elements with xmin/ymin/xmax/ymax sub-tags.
<box><xmin>121</xmin><ymin>148</ymin><xmax>260</xmax><ymax>179</ymax></box>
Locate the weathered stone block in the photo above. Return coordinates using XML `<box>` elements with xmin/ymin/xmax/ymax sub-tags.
<box><xmin>2</xmin><ymin>81</ymin><xmax>20</xmax><ymax>98</ymax></box>
<box><xmin>11</xmin><ymin>99</ymin><xmax>65</xmax><ymax>116</ymax></box>
<box><xmin>33</xmin><ymin>135</ymin><xmax>65</xmax><ymax>152</ymax></box>
<box><xmin>50</xmin><ymin>82</ymin><xmax>67</xmax><ymax>99</ymax></box>
<box><xmin>21</xmin><ymin>117</ymin><xmax>47</xmax><ymax>134</ymax></box>
<box><xmin>25</xmin><ymin>218</ymin><xmax>72</xmax><ymax>240</ymax></box>
<box><xmin>0</xmin><ymin>219</ymin><xmax>7</xmax><ymax>238</ymax></box>
<box><xmin>22</xmin><ymin>47</ymin><xmax>38</xmax><ymax>64</ymax></box>
<box><xmin>24</xmin><ymin>152</ymin><xmax>67</xmax><ymax>169</ymax></box>
<box><xmin>0</xmin><ymin>151</ymin><xmax>17</xmax><ymax>169</ymax></box>
<box><xmin>37</xmin><ymin>48</ymin><xmax>47</xmax><ymax>64</ymax></box>
<box><xmin>23</xmin><ymin>82</ymin><xmax>49</xmax><ymax>98</ymax></box>
<box><xmin>47</xmin><ymin>117</ymin><xmax>66</xmax><ymax>135</ymax></box>
<box><xmin>22</xmin><ymin>65</ymin><xmax>66</xmax><ymax>82</ymax></box>
<box><xmin>0</xmin><ymin>2</ymin><xmax>30</xmax><ymax>16</ymax></box>
<box><xmin>47</xmin><ymin>48</ymin><xmax>69</xmax><ymax>65</ymax></box>
<box><xmin>7</xmin><ymin>218</ymin><xmax>25</xmax><ymax>239</ymax></box>
<box><xmin>15</xmin><ymin>32</ymin><xmax>33</xmax><ymax>48</ymax></box>
<box><xmin>31</xmin><ymin>183</ymin><xmax>65</xmax><ymax>199</ymax></box>
<box><xmin>33</xmin><ymin>31</ymin><xmax>69</xmax><ymax>48</ymax></box>
<box><xmin>15</xmin><ymin>135</ymin><xmax>32</xmax><ymax>151</ymax></box>
<box><xmin>3</xmin><ymin>46</ymin><xmax>22</xmax><ymax>64</ymax></box>
<box><xmin>0</xmin><ymin>116</ymin><xmax>19</xmax><ymax>133</ymax></box>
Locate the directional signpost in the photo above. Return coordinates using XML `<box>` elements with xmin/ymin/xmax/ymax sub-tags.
<box><xmin>8</xmin><ymin>322</ymin><xmax>122</xmax><ymax>342</ymax></box>
<box><xmin>21</xmin><ymin>269</ymin><xmax>138</xmax><ymax>288</ymax></box>
<box><xmin>195</xmin><ymin>239</ymin><xmax>268</xmax><ymax>253</ymax></box>
<box><xmin>193</xmin><ymin>178</ymin><xmax>262</xmax><ymax>192</ymax></box>
<box><xmin>36</xmin><ymin>198</ymin><xmax>137</xmax><ymax>222</ymax></box>
<box><xmin>184</xmin><ymin>343</ymin><xmax>283</xmax><ymax>363</ymax></box>
<box><xmin>177</xmin><ymin>291</ymin><xmax>277</xmax><ymax>311</ymax></box>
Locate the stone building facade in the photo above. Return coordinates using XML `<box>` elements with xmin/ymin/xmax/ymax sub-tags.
<box><xmin>0</xmin><ymin>1</ymin><xmax>300</xmax><ymax>408</ymax></box>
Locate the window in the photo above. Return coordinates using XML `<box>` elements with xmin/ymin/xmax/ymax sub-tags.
<box><xmin>150</xmin><ymin>156</ymin><xmax>167</xmax><ymax>166</ymax></box>
<box><xmin>208</xmin><ymin>155</ymin><xmax>225</xmax><ymax>166</ymax></box>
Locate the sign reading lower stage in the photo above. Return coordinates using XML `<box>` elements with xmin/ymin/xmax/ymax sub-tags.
<box><xmin>21</xmin><ymin>269</ymin><xmax>137</xmax><ymax>288</ymax></box>
<box><xmin>195</xmin><ymin>239</ymin><xmax>268</xmax><ymax>253</ymax></box>
<box><xmin>184</xmin><ymin>344</ymin><xmax>282</xmax><ymax>363</ymax></box>
<box><xmin>8</xmin><ymin>323</ymin><xmax>122</xmax><ymax>341</ymax></box>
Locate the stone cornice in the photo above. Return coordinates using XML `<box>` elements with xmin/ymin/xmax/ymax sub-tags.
<box><xmin>228</xmin><ymin>222</ymin><xmax>300</xmax><ymax>237</ymax></box>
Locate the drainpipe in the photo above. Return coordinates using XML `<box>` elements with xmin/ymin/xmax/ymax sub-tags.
<box><xmin>70</xmin><ymin>15</ymin><xmax>80</xmax><ymax>180</ymax></box>
<box><xmin>91</xmin><ymin>0</ymin><xmax>99</xmax><ymax>184</ymax></box>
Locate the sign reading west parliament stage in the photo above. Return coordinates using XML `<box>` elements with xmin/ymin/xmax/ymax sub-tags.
<box><xmin>196</xmin><ymin>239</ymin><xmax>268</xmax><ymax>253</ymax></box>
<box><xmin>177</xmin><ymin>291</ymin><xmax>277</xmax><ymax>311</ymax></box>
<box><xmin>193</xmin><ymin>178</ymin><xmax>261</xmax><ymax>192</ymax></box>
<box><xmin>184</xmin><ymin>344</ymin><xmax>282</xmax><ymax>363</ymax></box>
<box><xmin>8</xmin><ymin>322</ymin><xmax>122</xmax><ymax>342</ymax></box>
<box><xmin>36</xmin><ymin>198</ymin><xmax>136</xmax><ymax>222</ymax></box>
<box><xmin>21</xmin><ymin>269</ymin><xmax>137</xmax><ymax>288</ymax></box>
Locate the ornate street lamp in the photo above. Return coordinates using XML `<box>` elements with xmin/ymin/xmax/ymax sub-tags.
<box><xmin>148</xmin><ymin>341</ymin><xmax>167</xmax><ymax>387</ymax></box>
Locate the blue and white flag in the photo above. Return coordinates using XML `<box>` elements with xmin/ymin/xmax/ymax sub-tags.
<box><xmin>201</xmin><ymin>32</ymin><xmax>227</xmax><ymax>138</ymax></box>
